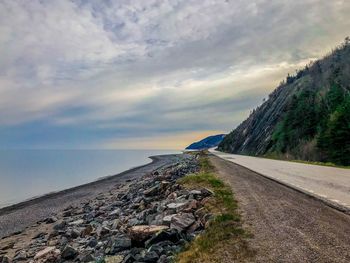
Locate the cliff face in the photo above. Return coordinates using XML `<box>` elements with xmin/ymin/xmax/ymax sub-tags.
<box><xmin>218</xmin><ymin>39</ymin><xmax>350</xmax><ymax>165</ymax></box>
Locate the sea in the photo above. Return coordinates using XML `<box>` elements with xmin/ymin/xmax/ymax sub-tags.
<box><xmin>0</xmin><ymin>149</ymin><xmax>179</xmax><ymax>208</ymax></box>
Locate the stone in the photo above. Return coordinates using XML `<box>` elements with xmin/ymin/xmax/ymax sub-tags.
<box><xmin>0</xmin><ymin>241</ymin><xmax>15</xmax><ymax>250</ymax></box>
<box><xmin>69</xmin><ymin>219</ymin><xmax>84</xmax><ymax>226</ymax></box>
<box><xmin>127</xmin><ymin>218</ymin><xmax>143</xmax><ymax>226</ymax></box>
<box><xmin>166</xmin><ymin>202</ymin><xmax>187</xmax><ymax>213</ymax></box>
<box><xmin>32</xmin><ymin>231</ymin><xmax>46</xmax><ymax>239</ymax></box>
<box><xmin>97</xmin><ymin>226</ymin><xmax>111</xmax><ymax>237</ymax></box>
<box><xmin>189</xmin><ymin>190</ymin><xmax>202</xmax><ymax>195</ymax></box>
<box><xmin>109</xmin><ymin>209</ymin><xmax>121</xmax><ymax>217</ymax></box>
<box><xmin>44</xmin><ymin>216</ymin><xmax>58</xmax><ymax>224</ymax></box>
<box><xmin>183</xmin><ymin>200</ymin><xmax>198</xmax><ymax>212</ymax></box>
<box><xmin>143</xmin><ymin>185</ymin><xmax>159</xmax><ymax>197</ymax></box>
<box><xmin>200</xmin><ymin>188</ymin><xmax>214</xmax><ymax>197</ymax></box>
<box><xmin>87</xmin><ymin>238</ymin><xmax>98</xmax><ymax>248</ymax></box>
<box><xmin>142</xmin><ymin>251</ymin><xmax>159</xmax><ymax>262</ymax></box>
<box><xmin>162</xmin><ymin>215</ymin><xmax>176</xmax><ymax>225</ymax></box>
<box><xmin>170</xmin><ymin>213</ymin><xmax>196</xmax><ymax>231</ymax></box>
<box><xmin>53</xmin><ymin>221</ymin><xmax>66</xmax><ymax>231</ymax></box>
<box><xmin>81</xmin><ymin>224</ymin><xmax>93</xmax><ymax>237</ymax></box>
<box><xmin>13</xmin><ymin>250</ymin><xmax>26</xmax><ymax>261</ymax></box>
<box><xmin>61</xmin><ymin>245</ymin><xmax>78</xmax><ymax>260</ymax></box>
<box><xmin>105</xmin><ymin>255</ymin><xmax>124</xmax><ymax>263</ymax></box>
<box><xmin>79</xmin><ymin>253</ymin><xmax>95</xmax><ymax>262</ymax></box>
<box><xmin>187</xmin><ymin>221</ymin><xmax>202</xmax><ymax>233</ymax></box>
<box><xmin>145</xmin><ymin>229</ymin><xmax>183</xmax><ymax>247</ymax></box>
<box><xmin>34</xmin><ymin>246</ymin><xmax>56</xmax><ymax>260</ymax></box>
<box><xmin>110</xmin><ymin>237</ymin><xmax>131</xmax><ymax>253</ymax></box>
<box><xmin>121</xmin><ymin>254</ymin><xmax>136</xmax><ymax>263</ymax></box>
<box><xmin>1</xmin><ymin>255</ymin><xmax>11</xmax><ymax>263</ymax></box>
<box><xmin>128</xmin><ymin>225</ymin><xmax>169</xmax><ymax>242</ymax></box>
<box><xmin>167</xmin><ymin>192</ymin><xmax>177</xmax><ymax>200</ymax></box>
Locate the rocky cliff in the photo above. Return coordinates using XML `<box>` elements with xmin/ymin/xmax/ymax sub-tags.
<box><xmin>218</xmin><ymin>39</ymin><xmax>350</xmax><ymax>165</ymax></box>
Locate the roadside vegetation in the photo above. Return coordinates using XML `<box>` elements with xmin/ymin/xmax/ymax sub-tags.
<box><xmin>218</xmin><ymin>38</ymin><xmax>350</xmax><ymax>166</ymax></box>
<box><xmin>263</xmin><ymin>153</ymin><xmax>350</xmax><ymax>169</ymax></box>
<box><xmin>176</xmin><ymin>152</ymin><xmax>254</xmax><ymax>263</ymax></box>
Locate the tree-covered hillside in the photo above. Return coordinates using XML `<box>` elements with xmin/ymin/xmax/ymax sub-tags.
<box><xmin>218</xmin><ymin>38</ymin><xmax>350</xmax><ymax>165</ymax></box>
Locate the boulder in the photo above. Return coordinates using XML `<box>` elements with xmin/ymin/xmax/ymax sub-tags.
<box><xmin>97</xmin><ymin>226</ymin><xmax>111</xmax><ymax>237</ymax></box>
<box><xmin>61</xmin><ymin>245</ymin><xmax>78</xmax><ymax>260</ymax></box>
<box><xmin>170</xmin><ymin>213</ymin><xmax>195</xmax><ymax>231</ymax></box>
<box><xmin>69</xmin><ymin>219</ymin><xmax>84</xmax><ymax>226</ymax></box>
<box><xmin>128</xmin><ymin>225</ymin><xmax>169</xmax><ymax>242</ymax></box>
<box><xmin>105</xmin><ymin>255</ymin><xmax>124</xmax><ymax>263</ymax></box>
<box><xmin>53</xmin><ymin>221</ymin><xmax>67</xmax><ymax>231</ymax></box>
<box><xmin>0</xmin><ymin>255</ymin><xmax>11</xmax><ymax>263</ymax></box>
<box><xmin>166</xmin><ymin>202</ymin><xmax>187</xmax><ymax>213</ymax></box>
<box><xmin>145</xmin><ymin>229</ymin><xmax>183</xmax><ymax>247</ymax></box>
<box><xmin>44</xmin><ymin>216</ymin><xmax>58</xmax><ymax>224</ymax></box>
<box><xmin>13</xmin><ymin>250</ymin><xmax>26</xmax><ymax>261</ymax></box>
<box><xmin>34</xmin><ymin>246</ymin><xmax>56</xmax><ymax>259</ymax></box>
<box><xmin>110</xmin><ymin>237</ymin><xmax>131</xmax><ymax>253</ymax></box>
<box><xmin>200</xmin><ymin>188</ymin><xmax>214</xmax><ymax>197</ymax></box>
<box><xmin>162</xmin><ymin>215</ymin><xmax>176</xmax><ymax>225</ymax></box>
<box><xmin>143</xmin><ymin>185</ymin><xmax>159</xmax><ymax>197</ymax></box>
<box><xmin>81</xmin><ymin>224</ymin><xmax>93</xmax><ymax>237</ymax></box>
<box><xmin>141</xmin><ymin>251</ymin><xmax>159</xmax><ymax>262</ymax></box>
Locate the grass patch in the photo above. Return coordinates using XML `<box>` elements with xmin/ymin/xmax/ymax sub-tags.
<box><xmin>176</xmin><ymin>152</ymin><xmax>254</xmax><ymax>263</ymax></box>
<box><xmin>263</xmin><ymin>153</ymin><xmax>350</xmax><ymax>169</ymax></box>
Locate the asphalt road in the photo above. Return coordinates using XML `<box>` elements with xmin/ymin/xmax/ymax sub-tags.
<box><xmin>210</xmin><ymin>155</ymin><xmax>350</xmax><ymax>262</ymax></box>
<box><xmin>210</xmin><ymin>149</ymin><xmax>350</xmax><ymax>212</ymax></box>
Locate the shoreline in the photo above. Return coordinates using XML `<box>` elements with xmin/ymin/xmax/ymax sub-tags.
<box><xmin>0</xmin><ymin>156</ymin><xmax>155</xmax><ymax>214</ymax></box>
<box><xmin>0</xmin><ymin>154</ymin><xmax>181</xmax><ymax>238</ymax></box>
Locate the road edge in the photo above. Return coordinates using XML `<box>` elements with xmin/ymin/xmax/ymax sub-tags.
<box><xmin>209</xmin><ymin>153</ymin><xmax>350</xmax><ymax>215</ymax></box>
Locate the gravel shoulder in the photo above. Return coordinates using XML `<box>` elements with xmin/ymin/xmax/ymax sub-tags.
<box><xmin>210</xmin><ymin>154</ymin><xmax>350</xmax><ymax>263</ymax></box>
<box><xmin>0</xmin><ymin>155</ymin><xmax>180</xmax><ymax>239</ymax></box>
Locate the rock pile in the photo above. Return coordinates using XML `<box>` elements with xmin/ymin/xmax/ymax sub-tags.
<box><xmin>0</xmin><ymin>154</ymin><xmax>214</xmax><ymax>263</ymax></box>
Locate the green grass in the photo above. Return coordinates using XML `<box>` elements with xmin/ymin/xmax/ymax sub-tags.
<box><xmin>176</xmin><ymin>152</ymin><xmax>254</xmax><ymax>263</ymax></box>
<box><xmin>263</xmin><ymin>153</ymin><xmax>350</xmax><ymax>169</ymax></box>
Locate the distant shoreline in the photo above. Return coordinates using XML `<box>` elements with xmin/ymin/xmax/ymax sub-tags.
<box><xmin>0</xmin><ymin>154</ymin><xmax>180</xmax><ymax>238</ymax></box>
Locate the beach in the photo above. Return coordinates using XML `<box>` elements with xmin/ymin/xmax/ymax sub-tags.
<box><xmin>0</xmin><ymin>154</ymin><xmax>181</xmax><ymax>239</ymax></box>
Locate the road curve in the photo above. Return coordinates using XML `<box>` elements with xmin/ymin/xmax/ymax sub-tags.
<box><xmin>210</xmin><ymin>149</ymin><xmax>350</xmax><ymax>212</ymax></box>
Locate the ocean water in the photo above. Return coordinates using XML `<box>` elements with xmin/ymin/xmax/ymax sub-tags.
<box><xmin>0</xmin><ymin>149</ymin><xmax>179</xmax><ymax>208</ymax></box>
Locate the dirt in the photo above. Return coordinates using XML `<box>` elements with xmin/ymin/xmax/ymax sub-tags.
<box><xmin>210</xmin><ymin>154</ymin><xmax>350</xmax><ymax>263</ymax></box>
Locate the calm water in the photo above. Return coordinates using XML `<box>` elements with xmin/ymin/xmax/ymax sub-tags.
<box><xmin>0</xmin><ymin>149</ymin><xmax>179</xmax><ymax>208</ymax></box>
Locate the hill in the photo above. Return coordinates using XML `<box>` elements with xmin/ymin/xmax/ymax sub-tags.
<box><xmin>218</xmin><ymin>38</ymin><xmax>350</xmax><ymax>166</ymax></box>
<box><xmin>186</xmin><ymin>134</ymin><xmax>225</xmax><ymax>150</ymax></box>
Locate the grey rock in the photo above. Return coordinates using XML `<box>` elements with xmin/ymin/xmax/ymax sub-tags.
<box><xmin>13</xmin><ymin>250</ymin><xmax>26</xmax><ymax>261</ymax></box>
<box><xmin>87</xmin><ymin>238</ymin><xmax>98</xmax><ymax>247</ymax></box>
<box><xmin>142</xmin><ymin>251</ymin><xmax>159</xmax><ymax>262</ymax></box>
<box><xmin>44</xmin><ymin>216</ymin><xmax>58</xmax><ymax>224</ymax></box>
<box><xmin>53</xmin><ymin>221</ymin><xmax>67</xmax><ymax>231</ymax></box>
<box><xmin>111</xmin><ymin>237</ymin><xmax>131</xmax><ymax>253</ymax></box>
<box><xmin>0</xmin><ymin>255</ymin><xmax>11</xmax><ymax>263</ymax></box>
<box><xmin>170</xmin><ymin>213</ymin><xmax>195</xmax><ymax>231</ymax></box>
<box><xmin>61</xmin><ymin>245</ymin><xmax>78</xmax><ymax>260</ymax></box>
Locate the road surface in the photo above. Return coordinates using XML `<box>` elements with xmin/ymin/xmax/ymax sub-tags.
<box><xmin>210</xmin><ymin>149</ymin><xmax>350</xmax><ymax>213</ymax></box>
<box><xmin>210</xmin><ymin>155</ymin><xmax>350</xmax><ymax>262</ymax></box>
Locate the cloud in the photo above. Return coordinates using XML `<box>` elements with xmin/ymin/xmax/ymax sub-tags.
<box><xmin>0</xmin><ymin>0</ymin><xmax>349</xmax><ymax>148</ymax></box>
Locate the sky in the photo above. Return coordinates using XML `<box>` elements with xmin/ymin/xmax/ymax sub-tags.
<box><xmin>0</xmin><ymin>0</ymin><xmax>349</xmax><ymax>150</ymax></box>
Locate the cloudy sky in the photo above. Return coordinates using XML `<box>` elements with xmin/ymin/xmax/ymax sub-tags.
<box><xmin>0</xmin><ymin>0</ymin><xmax>349</xmax><ymax>149</ymax></box>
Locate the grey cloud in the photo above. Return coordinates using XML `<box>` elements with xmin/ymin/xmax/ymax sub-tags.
<box><xmin>0</xmin><ymin>0</ymin><xmax>349</xmax><ymax>148</ymax></box>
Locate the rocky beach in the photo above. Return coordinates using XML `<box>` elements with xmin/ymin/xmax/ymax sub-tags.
<box><xmin>0</xmin><ymin>153</ymin><xmax>215</xmax><ymax>262</ymax></box>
